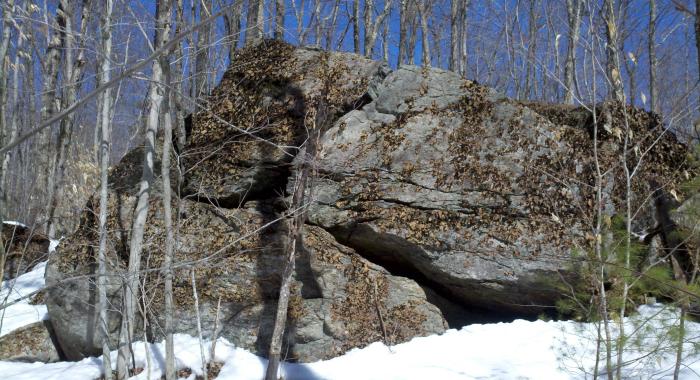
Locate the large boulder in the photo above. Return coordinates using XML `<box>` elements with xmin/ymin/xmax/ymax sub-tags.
<box><xmin>304</xmin><ymin>65</ymin><xmax>689</xmax><ymax>315</ymax></box>
<box><xmin>46</xmin><ymin>40</ymin><xmax>690</xmax><ymax>362</ymax></box>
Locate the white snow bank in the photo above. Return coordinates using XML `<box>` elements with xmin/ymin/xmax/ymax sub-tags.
<box><xmin>1</xmin><ymin>304</ymin><xmax>699</xmax><ymax>379</ymax></box>
<box><xmin>0</xmin><ymin>261</ymin><xmax>47</xmax><ymax>337</ymax></box>
<box><xmin>1</xmin><ymin>250</ymin><xmax>699</xmax><ymax>379</ymax></box>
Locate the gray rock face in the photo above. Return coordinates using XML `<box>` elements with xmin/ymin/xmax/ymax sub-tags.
<box><xmin>304</xmin><ymin>65</ymin><xmax>688</xmax><ymax>315</ymax></box>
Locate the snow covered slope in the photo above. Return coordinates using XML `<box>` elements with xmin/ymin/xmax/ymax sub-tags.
<box><xmin>0</xmin><ymin>262</ymin><xmax>47</xmax><ymax>337</ymax></box>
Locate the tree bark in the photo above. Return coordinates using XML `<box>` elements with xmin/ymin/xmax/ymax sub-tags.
<box><xmin>524</xmin><ymin>0</ymin><xmax>538</xmax><ymax>100</ymax></box>
<box><xmin>398</xmin><ymin>0</ymin><xmax>408</xmax><ymax>66</ymax></box>
<box><xmin>194</xmin><ymin>0</ymin><xmax>211</xmax><ymax>98</ymax></box>
<box><xmin>417</xmin><ymin>0</ymin><xmax>430</xmax><ymax>67</ymax></box>
<box><xmin>160</xmin><ymin>44</ymin><xmax>176</xmax><ymax>380</ymax></box>
<box><xmin>564</xmin><ymin>0</ymin><xmax>581</xmax><ymax>104</ymax></box>
<box><xmin>0</xmin><ymin>0</ymin><xmax>15</xmax><ymax>290</ymax></box>
<box><xmin>363</xmin><ymin>0</ymin><xmax>392</xmax><ymax>57</ymax></box>
<box><xmin>224</xmin><ymin>0</ymin><xmax>242</xmax><ymax>63</ymax></box>
<box><xmin>116</xmin><ymin>0</ymin><xmax>171</xmax><ymax>377</ymax></box>
<box><xmin>275</xmin><ymin>0</ymin><xmax>285</xmax><ymax>39</ymax></box>
<box><xmin>37</xmin><ymin>5</ymin><xmax>65</xmax><ymax>233</ymax></box>
<box><xmin>325</xmin><ymin>0</ymin><xmax>340</xmax><ymax>49</ymax></box>
<box><xmin>603</xmin><ymin>0</ymin><xmax>625</xmax><ymax>102</ymax></box>
<box><xmin>97</xmin><ymin>1</ymin><xmax>115</xmax><ymax>378</ymax></box>
<box><xmin>696</xmin><ymin>0</ymin><xmax>700</xmax><ymax>82</ymax></box>
<box><xmin>353</xmin><ymin>0</ymin><xmax>360</xmax><ymax>54</ymax></box>
<box><xmin>449</xmin><ymin>0</ymin><xmax>461</xmax><ymax>71</ymax></box>
<box><xmin>648</xmin><ymin>0</ymin><xmax>658</xmax><ymax>112</ymax></box>
<box><xmin>46</xmin><ymin>0</ymin><xmax>93</xmax><ymax>239</ymax></box>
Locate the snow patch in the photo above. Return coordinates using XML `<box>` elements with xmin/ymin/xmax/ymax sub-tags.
<box><xmin>0</xmin><ymin>262</ymin><xmax>48</xmax><ymax>337</ymax></box>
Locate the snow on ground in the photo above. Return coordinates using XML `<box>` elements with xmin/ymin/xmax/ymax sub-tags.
<box><xmin>2</xmin><ymin>263</ymin><xmax>700</xmax><ymax>379</ymax></box>
<box><xmin>3</xmin><ymin>221</ymin><xmax>28</xmax><ymax>228</ymax></box>
<box><xmin>0</xmin><ymin>261</ymin><xmax>47</xmax><ymax>337</ymax></box>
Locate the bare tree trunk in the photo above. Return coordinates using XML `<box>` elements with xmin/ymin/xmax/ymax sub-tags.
<box><xmin>264</xmin><ymin>71</ymin><xmax>329</xmax><ymax>380</ymax></box>
<box><xmin>38</xmin><ymin>6</ymin><xmax>65</xmax><ymax>233</ymax></box>
<box><xmin>398</xmin><ymin>0</ymin><xmax>408</xmax><ymax>66</ymax></box>
<box><xmin>97</xmin><ymin>1</ymin><xmax>115</xmax><ymax>378</ymax></box>
<box><xmin>224</xmin><ymin>0</ymin><xmax>242</xmax><ymax>63</ymax></box>
<box><xmin>46</xmin><ymin>0</ymin><xmax>93</xmax><ymax>238</ymax></box>
<box><xmin>648</xmin><ymin>0</ymin><xmax>657</xmax><ymax>112</ymax></box>
<box><xmin>696</xmin><ymin>0</ymin><xmax>700</xmax><ymax>82</ymax></box>
<box><xmin>275</xmin><ymin>0</ymin><xmax>285</xmax><ymax>39</ymax></box>
<box><xmin>117</xmin><ymin>0</ymin><xmax>171</xmax><ymax>377</ymax></box>
<box><xmin>364</xmin><ymin>0</ymin><xmax>392</xmax><ymax>57</ymax></box>
<box><xmin>194</xmin><ymin>0</ymin><xmax>211</xmax><ymax>98</ymax></box>
<box><xmin>449</xmin><ymin>0</ymin><xmax>460</xmax><ymax>72</ymax></box>
<box><xmin>417</xmin><ymin>0</ymin><xmax>430</xmax><ymax>67</ymax></box>
<box><xmin>191</xmin><ymin>270</ymin><xmax>208</xmax><ymax>380</ymax></box>
<box><xmin>382</xmin><ymin>18</ymin><xmax>389</xmax><ymax>61</ymax></box>
<box><xmin>460</xmin><ymin>1</ymin><xmax>468</xmax><ymax>76</ymax></box>
<box><xmin>408</xmin><ymin>3</ymin><xmax>419</xmax><ymax>65</ymax></box>
<box><xmin>312</xmin><ymin>0</ymin><xmax>322</xmax><ymax>47</ymax></box>
<box><xmin>524</xmin><ymin>0</ymin><xmax>538</xmax><ymax>100</ymax></box>
<box><xmin>160</xmin><ymin>25</ymin><xmax>177</xmax><ymax>380</ymax></box>
<box><xmin>174</xmin><ymin>0</ymin><xmax>188</xmax><ymax>151</ymax></box>
<box><xmin>5</xmin><ymin>2</ymin><xmax>24</xmax><ymax>221</ymax></box>
<box><xmin>245</xmin><ymin>0</ymin><xmax>260</xmax><ymax>45</ymax></box>
<box><xmin>353</xmin><ymin>0</ymin><xmax>360</xmax><ymax>54</ymax></box>
<box><xmin>325</xmin><ymin>0</ymin><xmax>340</xmax><ymax>50</ymax></box>
<box><xmin>0</xmin><ymin>0</ymin><xmax>15</xmax><ymax>289</ymax></box>
<box><xmin>292</xmin><ymin>0</ymin><xmax>305</xmax><ymax>43</ymax></box>
<box><xmin>564</xmin><ymin>0</ymin><xmax>581</xmax><ymax>104</ymax></box>
<box><xmin>257</xmin><ymin>0</ymin><xmax>265</xmax><ymax>39</ymax></box>
<box><xmin>603</xmin><ymin>0</ymin><xmax>624</xmax><ymax>102</ymax></box>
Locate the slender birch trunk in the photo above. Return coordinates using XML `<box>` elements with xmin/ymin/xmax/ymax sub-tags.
<box><xmin>160</xmin><ymin>47</ymin><xmax>176</xmax><ymax>380</ymax></box>
<box><xmin>38</xmin><ymin>6</ymin><xmax>64</xmax><ymax>233</ymax></box>
<box><xmin>408</xmin><ymin>3</ymin><xmax>419</xmax><ymax>65</ymax></box>
<box><xmin>117</xmin><ymin>0</ymin><xmax>171</xmax><ymax>377</ymax></box>
<box><xmin>312</xmin><ymin>0</ymin><xmax>322</xmax><ymax>47</ymax></box>
<box><xmin>460</xmin><ymin>1</ymin><xmax>469</xmax><ymax>76</ymax></box>
<box><xmin>325</xmin><ymin>0</ymin><xmax>340</xmax><ymax>50</ymax></box>
<box><xmin>0</xmin><ymin>0</ymin><xmax>15</xmax><ymax>287</ymax></box>
<box><xmin>46</xmin><ymin>0</ymin><xmax>93</xmax><ymax>238</ymax></box>
<box><xmin>224</xmin><ymin>0</ymin><xmax>242</xmax><ymax>64</ymax></box>
<box><xmin>363</xmin><ymin>0</ymin><xmax>392</xmax><ymax>57</ymax></box>
<box><xmin>275</xmin><ymin>0</ymin><xmax>285</xmax><ymax>39</ymax></box>
<box><xmin>648</xmin><ymin>0</ymin><xmax>657</xmax><ymax>113</ymax></box>
<box><xmin>194</xmin><ymin>0</ymin><xmax>211</xmax><ymax>99</ymax></box>
<box><xmin>398</xmin><ymin>0</ymin><xmax>408</xmax><ymax>67</ymax></box>
<box><xmin>353</xmin><ymin>0</ymin><xmax>360</xmax><ymax>54</ymax></box>
<box><xmin>417</xmin><ymin>0</ymin><xmax>430</xmax><ymax>67</ymax></box>
<box><xmin>449</xmin><ymin>0</ymin><xmax>460</xmax><ymax>72</ymax></box>
<box><xmin>696</xmin><ymin>0</ymin><xmax>700</xmax><ymax>83</ymax></box>
<box><xmin>97</xmin><ymin>0</ymin><xmax>115</xmax><ymax>378</ymax></box>
<box><xmin>524</xmin><ymin>0</ymin><xmax>538</xmax><ymax>100</ymax></box>
<box><xmin>603</xmin><ymin>0</ymin><xmax>624</xmax><ymax>102</ymax></box>
<box><xmin>564</xmin><ymin>0</ymin><xmax>581</xmax><ymax>104</ymax></box>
